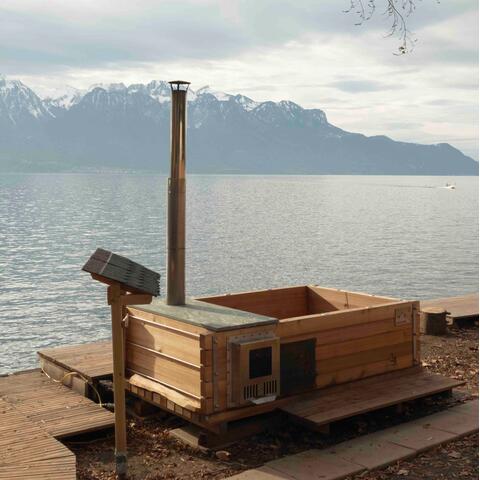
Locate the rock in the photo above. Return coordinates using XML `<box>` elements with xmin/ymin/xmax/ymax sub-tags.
<box><xmin>215</xmin><ymin>450</ymin><xmax>231</xmax><ymax>461</ymax></box>
<box><xmin>448</xmin><ymin>451</ymin><xmax>461</xmax><ymax>459</ymax></box>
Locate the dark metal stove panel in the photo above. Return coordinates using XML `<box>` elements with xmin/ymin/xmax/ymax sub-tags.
<box><xmin>280</xmin><ymin>338</ymin><xmax>316</xmax><ymax>396</ymax></box>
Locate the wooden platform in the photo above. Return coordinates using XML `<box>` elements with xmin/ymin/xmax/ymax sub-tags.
<box><xmin>0</xmin><ymin>398</ymin><xmax>76</xmax><ymax>480</ymax></box>
<box><xmin>38</xmin><ymin>340</ymin><xmax>113</xmax><ymax>383</ymax></box>
<box><xmin>421</xmin><ymin>293</ymin><xmax>478</xmax><ymax>321</ymax></box>
<box><xmin>0</xmin><ymin>370</ymin><xmax>114</xmax><ymax>438</ymax></box>
<box><xmin>280</xmin><ymin>368</ymin><xmax>464</xmax><ymax>429</ymax></box>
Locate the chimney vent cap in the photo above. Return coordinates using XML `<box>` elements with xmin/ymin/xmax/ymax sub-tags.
<box><xmin>169</xmin><ymin>80</ymin><xmax>190</xmax><ymax>91</ymax></box>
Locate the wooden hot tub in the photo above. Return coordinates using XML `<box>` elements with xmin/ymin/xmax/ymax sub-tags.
<box><xmin>124</xmin><ymin>285</ymin><xmax>420</xmax><ymax>431</ymax></box>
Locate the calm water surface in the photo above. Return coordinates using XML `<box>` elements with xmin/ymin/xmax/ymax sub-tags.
<box><xmin>0</xmin><ymin>174</ymin><xmax>478</xmax><ymax>373</ymax></box>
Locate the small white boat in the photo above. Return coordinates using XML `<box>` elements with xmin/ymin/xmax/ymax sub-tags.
<box><xmin>444</xmin><ymin>183</ymin><xmax>456</xmax><ymax>190</ymax></box>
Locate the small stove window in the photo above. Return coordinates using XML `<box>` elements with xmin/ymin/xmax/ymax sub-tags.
<box><xmin>249</xmin><ymin>346</ymin><xmax>272</xmax><ymax>379</ymax></box>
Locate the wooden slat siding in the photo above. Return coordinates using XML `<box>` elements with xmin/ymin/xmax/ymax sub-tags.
<box><xmin>0</xmin><ymin>371</ymin><xmax>114</xmax><ymax>439</ymax></box>
<box><xmin>37</xmin><ymin>340</ymin><xmax>112</xmax><ymax>382</ymax></box>
<box><xmin>316</xmin><ymin>354</ymin><xmax>413</xmax><ymax>388</ymax></box>
<box><xmin>281</xmin><ymin>304</ymin><xmax>414</xmax><ymax>406</ymax></box>
<box><xmin>281</xmin><ymin>318</ymin><xmax>408</xmax><ymax>346</ymax></box>
<box><xmin>316</xmin><ymin>328</ymin><xmax>412</xmax><ymax>360</ymax></box>
<box><xmin>200</xmin><ymin>285</ymin><xmax>309</xmax><ymax>319</ymax></box>
<box><xmin>280</xmin><ymin>303</ymin><xmax>414</xmax><ymax>389</ymax></box>
<box><xmin>206</xmin><ymin>303</ymin><xmax>414</xmax><ymax>415</ymax></box>
<box><xmin>0</xmin><ymin>399</ymin><xmax>76</xmax><ymax>480</ymax></box>
<box><xmin>281</xmin><ymin>369</ymin><xmax>464</xmax><ymax>427</ymax></box>
<box><xmin>308</xmin><ymin>286</ymin><xmax>399</xmax><ymax>310</ymax></box>
<box><xmin>276</xmin><ymin>301</ymin><xmax>414</xmax><ymax>337</ymax></box>
<box><xmin>127</xmin><ymin>315</ymin><xmax>202</xmax><ymax>365</ymax></box>
<box><xmin>316</xmin><ymin>341</ymin><xmax>412</xmax><ymax>375</ymax></box>
<box><xmin>126</xmin><ymin>344</ymin><xmax>202</xmax><ymax>397</ymax></box>
<box><xmin>125</xmin><ymin>308</ymin><xmax>217</xmax><ymax>405</ymax></box>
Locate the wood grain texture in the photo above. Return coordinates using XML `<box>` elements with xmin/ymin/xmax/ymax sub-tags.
<box><xmin>37</xmin><ymin>341</ymin><xmax>112</xmax><ymax>382</ymax></box>
<box><xmin>0</xmin><ymin>398</ymin><xmax>76</xmax><ymax>480</ymax></box>
<box><xmin>200</xmin><ymin>286</ymin><xmax>309</xmax><ymax>319</ymax></box>
<box><xmin>281</xmin><ymin>368</ymin><xmax>464</xmax><ymax>427</ymax></box>
<box><xmin>421</xmin><ymin>293</ymin><xmax>478</xmax><ymax>320</ymax></box>
<box><xmin>126</xmin><ymin>344</ymin><xmax>201</xmax><ymax>396</ymax></box>
<box><xmin>0</xmin><ymin>371</ymin><xmax>114</xmax><ymax>438</ymax></box>
<box><xmin>308</xmin><ymin>286</ymin><xmax>398</xmax><ymax>310</ymax></box>
<box><xmin>127</xmin><ymin>316</ymin><xmax>202</xmax><ymax>365</ymax></box>
<box><xmin>120</xmin><ymin>287</ymin><xmax>418</xmax><ymax>424</ymax></box>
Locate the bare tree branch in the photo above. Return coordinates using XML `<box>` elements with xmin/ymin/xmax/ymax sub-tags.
<box><xmin>344</xmin><ymin>0</ymin><xmax>420</xmax><ymax>54</ymax></box>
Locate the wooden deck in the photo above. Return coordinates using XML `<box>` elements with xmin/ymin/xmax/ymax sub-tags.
<box><xmin>38</xmin><ymin>340</ymin><xmax>113</xmax><ymax>383</ymax></box>
<box><xmin>0</xmin><ymin>398</ymin><xmax>76</xmax><ymax>480</ymax></box>
<box><xmin>421</xmin><ymin>293</ymin><xmax>478</xmax><ymax>321</ymax></box>
<box><xmin>0</xmin><ymin>370</ymin><xmax>114</xmax><ymax>438</ymax></box>
<box><xmin>280</xmin><ymin>367</ymin><xmax>464</xmax><ymax>429</ymax></box>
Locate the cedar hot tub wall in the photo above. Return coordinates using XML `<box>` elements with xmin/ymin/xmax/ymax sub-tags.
<box><xmin>198</xmin><ymin>287</ymin><xmax>420</xmax><ymax>424</ymax></box>
<box><xmin>199</xmin><ymin>285</ymin><xmax>400</xmax><ymax>318</ymax></box>
<box><xmin>275</xmin><ymin>299</ymin><xmax>419</xmax><ymax>390</ymax></box>
<box><xmin>124</xmin><ymin>307</ymin><xmax>214</xmax><ymax>415</ymax></box>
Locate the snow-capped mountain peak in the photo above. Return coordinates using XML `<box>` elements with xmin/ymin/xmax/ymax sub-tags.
<box><xmin>196</xmin><ymin>85</ymin><xmax>231</xmax><ymax>101</ymax></box>
<box><xmin>0</xmin><ymin>74</ymin><xmax>51</xmax><ymax>123</ymax></box>
<box><xmin>232</xmin><ymin>94</ymin><xmax>259</xmax><ymax>111</ymax></box>
<box><xmin>87</xmin><ymin>82</ymin><xmax>127</xmax><ymax>93</ymax></box>
<box><xmin>146</xmin><ymin>80</ymin><xmax>171</xmax><ymax>103</ymax></box>
<box><xmin>43</xmin><ymin>86</ymin><xmax>84</xmax><ymax>110</ymax></box>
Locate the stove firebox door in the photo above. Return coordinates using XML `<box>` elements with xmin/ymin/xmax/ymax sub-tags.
<box><xmin>280</xmin><ymin>338</ymin><xmax>316</xmax><ymax>396</ymax></box>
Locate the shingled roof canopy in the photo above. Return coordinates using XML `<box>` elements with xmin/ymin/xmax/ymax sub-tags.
<box><xmin>82</xmin><ymin>248</ymin><xmax>160</xmax><ymax>296</ymax></box>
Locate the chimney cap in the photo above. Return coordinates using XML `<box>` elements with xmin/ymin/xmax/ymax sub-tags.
<box><xmin>169</xmin><ymin>80</ymin><xmax>190</xmax><ymax>91</ymax></box>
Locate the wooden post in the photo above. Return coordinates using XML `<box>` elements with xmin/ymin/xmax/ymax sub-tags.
<box><xmin>420</xmin><ymin>307</ymin><xmax>448</xmax><ymax>335</ymax></box>
<box><xmin>108</xmin><ymin>283</ymin><xmax>128</xmax><ymax>479</ymax></box>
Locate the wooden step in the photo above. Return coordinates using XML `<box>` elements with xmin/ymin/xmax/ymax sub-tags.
<box><xmin>280</xmin><ymin>367</ymin><xmax>464</xmax><ymax>429</ymax></box>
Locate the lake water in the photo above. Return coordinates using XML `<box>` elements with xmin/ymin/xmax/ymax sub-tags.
<box><xmin>0</xmin><ymin>174</ymin><xmax>478</xmax><ymax>374</ymax></box>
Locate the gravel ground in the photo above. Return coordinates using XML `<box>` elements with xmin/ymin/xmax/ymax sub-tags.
<box><xmin>71</xmin><ymin>323</ymin><xmax>478</xmax><ymax>479</ymax></box>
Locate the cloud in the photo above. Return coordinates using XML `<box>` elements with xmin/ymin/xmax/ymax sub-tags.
<box><xmin>327</xmin><ymin>80</ymin><xmax>399</xmax><ymax>93</ymax></box>
<box><xmin>0</xmin><ymin>0</ymin><xmax>477</xmax><ymax>159</ymax></box>
<box><xmin>0</xmin><ymin>0</ymin><xmax>476</xmax><ymax>74</ymax></box>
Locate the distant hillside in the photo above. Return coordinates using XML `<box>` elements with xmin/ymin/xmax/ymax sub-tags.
<box><xmin>0</xmin><ymin>75</ymin><xmax>477</xmax><ymax>175</ymax></box>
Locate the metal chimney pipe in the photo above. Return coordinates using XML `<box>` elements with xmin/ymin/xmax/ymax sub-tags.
<box><xmin>166</xmin><ymin>80</ymin><xmax>190</xmax><ymax>305</ymax></box>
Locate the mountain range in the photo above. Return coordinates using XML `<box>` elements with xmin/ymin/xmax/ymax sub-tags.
<box><xmin>0</xmin><ymin>75</ymin><xmax>477</xmax><ymax>175</ymax></box>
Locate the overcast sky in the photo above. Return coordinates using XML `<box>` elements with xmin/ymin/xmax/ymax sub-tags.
<box><xmin>1</xmin><ymin>0</ymin><xmax>478</xmax><ymax>159</ymax></box>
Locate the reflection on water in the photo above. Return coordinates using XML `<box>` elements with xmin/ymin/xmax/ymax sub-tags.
<box><xmin>0</xmin><ymin>174</ymin><xmax>478</xmax><ymax>373</ymax></box>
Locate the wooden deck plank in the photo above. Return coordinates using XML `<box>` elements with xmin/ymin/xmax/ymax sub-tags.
<box><xmin>0</xmin><ymin>371</ymin><xmax>114</xmax><ymax>439</ymax></box>
<box><xmin>0</xmin><ymin>399</ymin><xmax>76</xmax><ymax>480</ymax></box>
<box><xmin>421</xmin><ymin>293</ymin><xmax>478</xmax><ymax>320</ymax></box>
<box><xmin>38</xmin><ymin>340</ymin><xmax>113</xmax><ymax>382</ymax></box>
<box><xmin>280</xmin><ymin>368</ymin><xmax>464</xmax><ymax>428</ymax></box>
